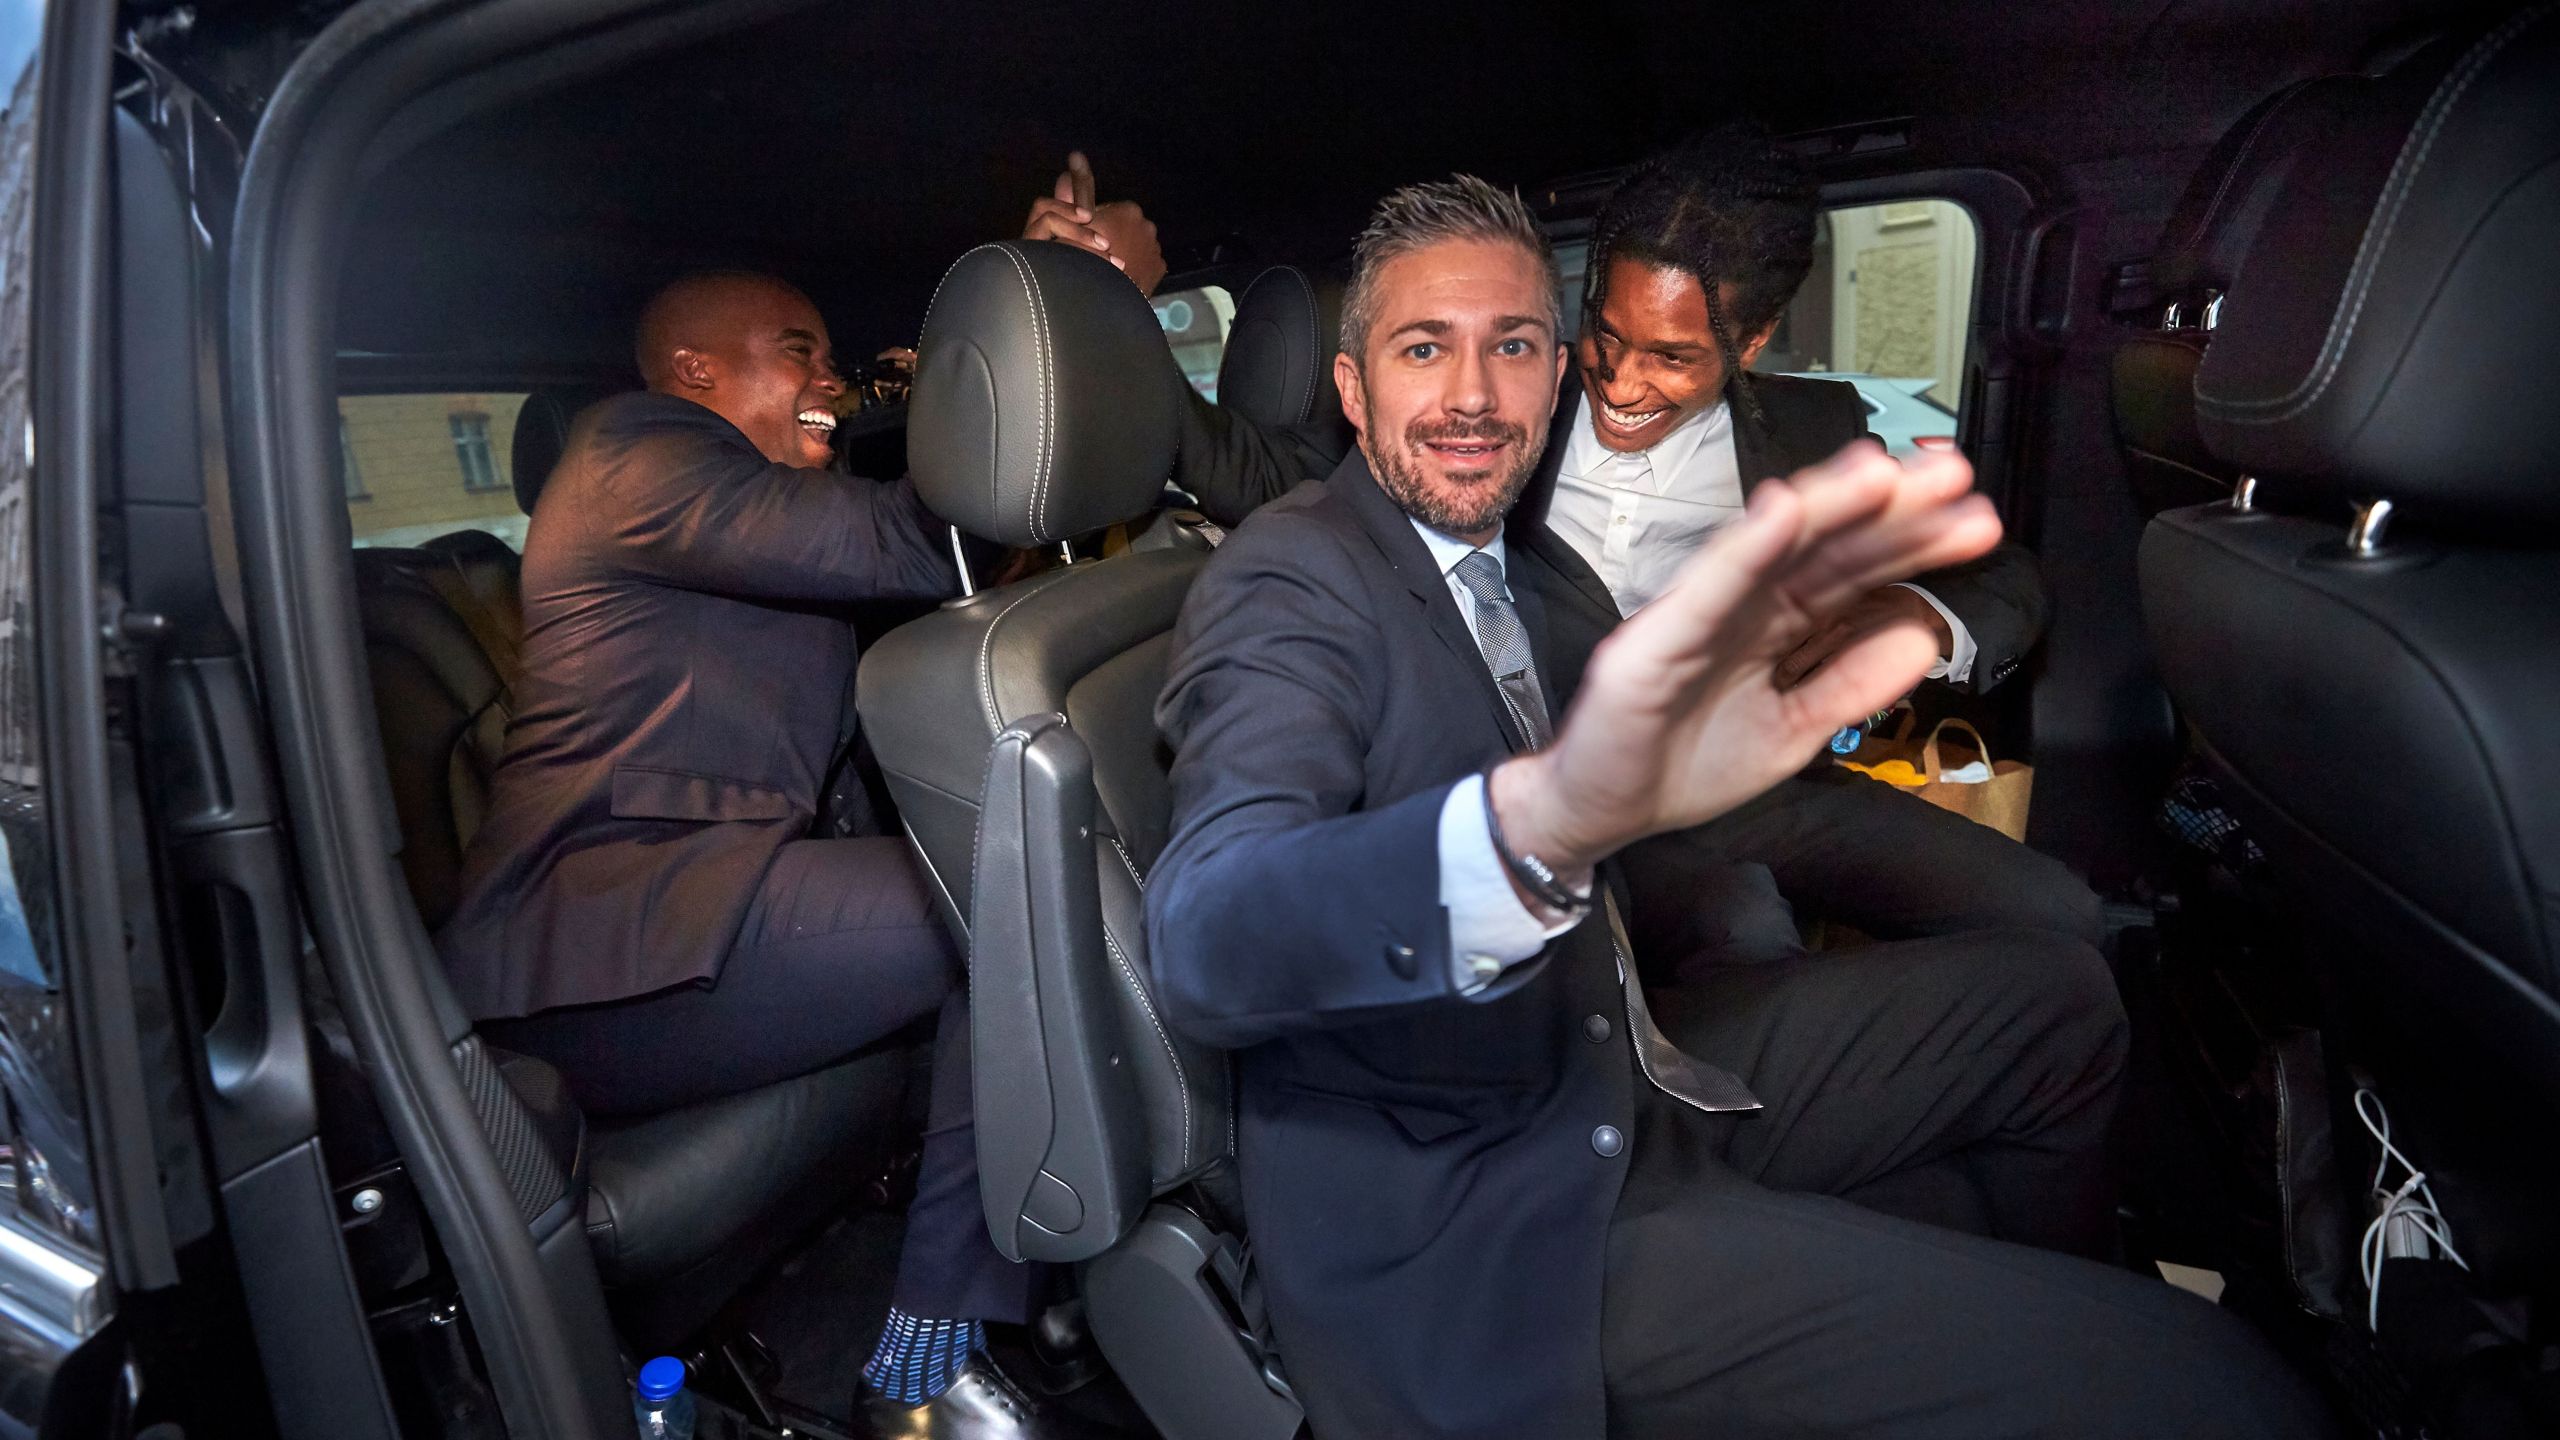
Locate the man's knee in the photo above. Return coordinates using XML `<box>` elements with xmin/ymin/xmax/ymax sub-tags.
<box><xmin>1962</xmin><ymin>840</ymin><xmax>2105</xmax><ymax>946</ymax></box>
<box><xmin>1991</xmin><ymin>930</ymin><xmax>2130</xmax><ymax>1083</ymax></box>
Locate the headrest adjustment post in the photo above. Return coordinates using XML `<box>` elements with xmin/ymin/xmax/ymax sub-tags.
<box><xmin>2347</xmin><ymin>498</ymin><xmax>2395</xmax><ymax>557</ymax></box>
<box><xmin>2231</xmin><ymin>475</ymin><xmax>2259</xmax><ymax>512</ymax></box>
<box><xmin>2161</xmin><ymin>300</ymin><xmax>2184</xmax><ymax>331</ymax></box>
<box><xmin>2201</xmin><ymin>291</ymin><xmax>2223</xmax><ymax>332</ymax></box>
<box><xmin>948</xmin><ymin>525</ymin><xmax>977</xmax><ymax>598</ymax></box>
<box><xmin>1057</xmin><ymin>539</ymin><xmax>1077</xmax><ymax>566</ymax></box>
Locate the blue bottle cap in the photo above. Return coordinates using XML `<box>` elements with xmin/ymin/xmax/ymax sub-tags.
<box><xmin>1828</xmin><ymin>726</ymin><xmax>1862</xmax><ymax>755</ymax></box>
<box><xmin>637</xmin><ymin>1356</ymin><xmax>687</xmax><ymax>1403</ymax></box>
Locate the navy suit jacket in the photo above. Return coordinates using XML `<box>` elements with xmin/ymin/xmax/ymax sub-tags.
<box><xmin>436</xmin><ymin>392</ymin><xmax>953</xmax><ymax>1019</ymax></box>
<box><xmin>1148</xmin><ymin>449</ymin><xmax>1639</xmax><ymax>1438</ymax></box>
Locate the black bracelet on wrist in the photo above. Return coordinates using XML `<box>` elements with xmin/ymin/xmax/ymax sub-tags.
<box><xmin>1480</xmin><ymin>769</ymin><xmax>1593</xmax><ymax>918</ymax></box>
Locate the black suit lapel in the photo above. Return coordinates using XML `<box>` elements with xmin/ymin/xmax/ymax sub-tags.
<box><xmin>1333</xmin><ymin>453</ymin><xmax>1532</xmax><ymax>751</ymax></box>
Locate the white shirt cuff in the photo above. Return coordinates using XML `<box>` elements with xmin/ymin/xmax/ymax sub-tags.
<box><xmin>1892</xmin><ymin>582</ymin><xmax>1977</xmax><ymax>685</ymax></box>
<box><xmin>1437</xmin><ymin>774</ymin><xmax>1582</xmax><ymax>995</ymax></box>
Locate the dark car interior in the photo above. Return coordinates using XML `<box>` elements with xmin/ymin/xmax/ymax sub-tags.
<box><xmin>90</xmin><ymin>0</ymin><xmax>2557</xmax><ymax>1435</ymax></box>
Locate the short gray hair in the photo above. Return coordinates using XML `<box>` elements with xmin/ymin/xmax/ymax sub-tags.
<box><xmin>1339</xmin><ymin>175</ymin><xmax>1561</xmax><ymax>364</ymax></box>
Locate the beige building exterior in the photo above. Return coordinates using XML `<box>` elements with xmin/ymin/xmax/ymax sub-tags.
<box><xmin>1819</xmin><ymin>200</ymin><xmax>1977</xmax><ymax>410</ymax></box>
<box><xmin>340</xmin><ymin>392</ymin><xmax>530</xmax><ymax>548</ymax></box>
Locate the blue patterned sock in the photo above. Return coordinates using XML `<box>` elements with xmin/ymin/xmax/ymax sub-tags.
<box><xmin>862</xmin><ymin>1310</ymin><xmax>988</xmax><ymax>1404</ymax></box>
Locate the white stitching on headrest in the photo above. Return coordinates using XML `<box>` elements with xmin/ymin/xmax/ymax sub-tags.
<box><xmin>2206</xmin><ymin>6</ymin><xmax>2550</xmax><ymax>425</ymax></box>
<box><xmin>991</xmin><ymin>245</ymin><xmax>1058</xmax><ymax>543</ymax></box>
<box><xmin>919</xmin><ymin>242</ymin><xmax>1004</xmax><ymax>349</ymax></box>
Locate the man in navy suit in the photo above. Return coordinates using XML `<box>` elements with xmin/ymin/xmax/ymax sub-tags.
<box><xmin>1147</xmin><ymin>176</ymin><xmax>2334</xmax><ymax>1439</ymax></box>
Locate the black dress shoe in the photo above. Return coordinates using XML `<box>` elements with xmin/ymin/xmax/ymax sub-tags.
<box><xmin>863</xmin><ymin>1352</ymin><xmax>1097</xmax><ymax>1439</ymax></box>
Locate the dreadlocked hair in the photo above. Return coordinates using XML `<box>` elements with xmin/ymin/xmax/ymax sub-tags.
<box><xmin>1582</xmin><ymin>121</ymin><xmax>1817</xmax><ymax>431</ymax></box>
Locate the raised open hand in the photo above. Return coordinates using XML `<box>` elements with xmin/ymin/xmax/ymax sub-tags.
<box><xmin>1491</xmin><ymin>440</ymin><xmax>2001</xmax><ymax>882</ymax></box>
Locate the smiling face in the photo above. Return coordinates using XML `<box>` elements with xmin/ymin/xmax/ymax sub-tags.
<box><xmin>1335</xmin><ymin>238</ymin><xmax>1569</xmax><ymax>544</ymax></box>
<box><xmin>1574</xmin><ymin>256</ymin><xmax>1775</xmax><ymax>453</ymax></box>
<box><xmin>638</xmin><ymin>274</ymin><xmax>846</xmax><ymax>467</ymax></box>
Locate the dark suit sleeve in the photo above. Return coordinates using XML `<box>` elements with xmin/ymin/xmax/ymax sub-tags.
<box><xmin>597</xmin><ymin>426</ymin><xmax>956</xmax><ymax>603</ymax></box>
<box><xmin>1144</xmin><ymin>515</ymin><xmax>1482</xmax><ymax>1049</ymax></box>
<box><xmin>1807</xmin><ymin>380</ymin><xmax>2048</xmax><ymax>694</ymax></box>
<box><xmin>1172</xmin><ymin>385</ymin><xmax>1353</xmax><ymax>530</ymax></box>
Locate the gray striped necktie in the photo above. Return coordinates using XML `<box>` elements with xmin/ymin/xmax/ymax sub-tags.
<box><xmin>1447</xmin><ymin>550</ymin><xmax>1760</xmax><ymax>1116</ymax></box>
<box><xmin>1452</xmin><ymin>550</ymin><xmax>1554</xmax><ymax>751</ymax></box>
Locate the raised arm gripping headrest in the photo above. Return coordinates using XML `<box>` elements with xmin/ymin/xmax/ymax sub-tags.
<box><xmin>2196</xmin><ymin>8</ymin><xmax>2560</xmax><ymax>528</ymax></box>
<box><xmin>910</xmin><ymin>241</ymin><xmax>1183</xmax><ymax>547</ymax></box>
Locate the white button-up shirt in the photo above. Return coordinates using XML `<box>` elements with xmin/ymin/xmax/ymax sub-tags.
<box><xmin>1545</xmin><ymin>394</ymin><xmax>1976</xmax><ymax>683</ymax></box>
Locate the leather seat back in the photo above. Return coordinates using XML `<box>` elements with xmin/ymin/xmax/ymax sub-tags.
<box><xmin>1216</xmin><ymin>264</ymin><xmax>1351</xmax><ymax>445</ymax></box>
<box><xmin>2140</xmin><ymin>8</ymin><xmax>2560</xmax><ymax>1103</ymax></box>
<box><xmin>860</xmin><ymin>240</ymin><xmax>1226</xmax><ymax>1260</ymax></box>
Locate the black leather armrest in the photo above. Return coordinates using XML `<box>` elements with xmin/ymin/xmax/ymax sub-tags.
<box><xmin>971</xmin><ymin>715</ymin><xmax>1151</xmax><ymax>1263</ymax></box>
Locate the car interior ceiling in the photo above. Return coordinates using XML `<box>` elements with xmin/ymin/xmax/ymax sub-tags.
<box><xmin>152</xmin><ymin>0</ymin><xmax>2556</xmax><ymax>1434</ymax></box>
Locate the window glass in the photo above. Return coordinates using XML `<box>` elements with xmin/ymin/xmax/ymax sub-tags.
<box><xmin>1154</xmin><ymin>285</ymin><xmax>1235</xmax><ymax>401</ymax></box>
<box><xmin>1550</xmin><ymin>197</ymin><xmax>1978</xmax><ymax>456</ymax></box>
<box><xmin>340</xmin><ymin>393</ymin><xmax>531</xmax><ymax>548</ymax></box>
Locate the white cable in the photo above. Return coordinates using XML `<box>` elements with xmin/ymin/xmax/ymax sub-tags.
<box><xmin>2354</xmin><ymin>1086</ymin><xmax>2469</xmax><ymax>1333</ymax></box>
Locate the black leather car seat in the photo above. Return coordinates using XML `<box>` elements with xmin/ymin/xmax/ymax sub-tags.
<box><xmin>350</xmin><ymin>389</ymin><xmax>920</xmax><ymax>1352</ymax></box>
<box><xmin>1216</xmin><ymin>264</ymin><xmax>1349</xmax><ymax>440</ymax></box>
<box><xmin>859</xmin><ymin>240</ymin><xmax>1303</xmax><ymax>1440</ymax></box>
<box><xmin>2138</xmin><ymin>2</ymin><xmax>2560</xmax><ymax>1282</ymax></box>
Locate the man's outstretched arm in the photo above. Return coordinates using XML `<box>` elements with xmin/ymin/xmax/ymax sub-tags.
<box><xmin>1148</xmin><ymin>442</ymin><xmax>2000</xmax><ymax>1048</ymax></box>
<box><xmin>1493</xmin><ymin>441</ymin><xmax>2002</xmax><ymax>883</ymax></box>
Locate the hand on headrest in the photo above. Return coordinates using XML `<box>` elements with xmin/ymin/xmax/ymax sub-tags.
<box><xmin>1018</xmin><ymin>151</ymin><xmax>1167</xmax><ymax>297</ymax></box>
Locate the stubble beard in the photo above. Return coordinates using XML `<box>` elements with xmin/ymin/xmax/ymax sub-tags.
<box><xmin>1364</xmin><ymin>405</ymin><xmax>1543</xmax><ymax>538</ymax></box>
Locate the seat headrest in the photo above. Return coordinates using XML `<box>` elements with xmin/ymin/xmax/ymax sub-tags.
<box><xmin>510</xmin><ymin>387</ymin><xmax>609</xmax><ymax>515</ymax></box>
<box><xmin>2197</xmin><ymin>9</ymin><xmax>2560</xmax><ymax>527</ymax></box>
<box><xmin>910</xmin><ymin>242</ymin><xmax>1182</xmax><ymax>547</ymax></box>
<box><xmin>1215</xmin><ymin>265</ymin><xmax>1347</xmax><ymax>431</ymax></box>
<box><xmin>2109</xmin><ymin>73</ymin><xmax>2384</xmax><ymax>514</ymax></box>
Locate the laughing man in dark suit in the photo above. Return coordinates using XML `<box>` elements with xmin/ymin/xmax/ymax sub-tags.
<box><xmin>437</xmin><ymin>259</ymin><xmax>1112</xmax><ymax>1436</ymax></box>
<box><xmin>1146</xmin><ymin>175</ymin><xmax>2333</xmax><ymax>1439</ymax></box>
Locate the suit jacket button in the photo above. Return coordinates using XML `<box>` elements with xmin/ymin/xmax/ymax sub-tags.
<box><xmin>1591</xmin><ymin>1125</ymin><xmax>1624</xmax><ymax>1158</ymax></box>
<box><xmin>1583</xmin><ymin>1014</ymin><xmax>1612</xmax><ymax>1043</ymax></box>
<box><xmin>1384</xmin><ymin>942</ymin><xmax>1419</xmax><ymax>980</ymax></box>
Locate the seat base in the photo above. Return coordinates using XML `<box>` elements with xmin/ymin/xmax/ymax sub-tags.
<box><xmin>1082</xmin><ymin>1205</ymin><xmax>1303</xmax><ymax>1440</ymax></box>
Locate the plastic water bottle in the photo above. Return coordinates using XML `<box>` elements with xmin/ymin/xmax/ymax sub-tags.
<box><xmin>634</xmin><ymin>1356</ymin><xmax>696</xmax><ymax>1440</ymax></box>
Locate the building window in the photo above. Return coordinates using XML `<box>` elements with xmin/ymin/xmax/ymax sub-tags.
<box><xmin>451</xmin><ymin>411</ymin><xmax>504</xmax><ymax>493</ymax></box>
<box><xmin>339</xmin><ymin>415</ymin><xmax>368</xmax><ymax>500</ymax></box>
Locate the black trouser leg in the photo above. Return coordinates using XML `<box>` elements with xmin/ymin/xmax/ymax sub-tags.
<box><xmin>1651</xmin><ymin>928</ymin><xmax>2127</xmax><ymax>1256</ymax></box>
<box><xmin>890</xmin><ymin>991</ymin><xmax>1038</xmax><ymax>1322</ymax></box>
<box><xmin>1626</xmin><ymin>763</ymin><xmax>2104</xmax><ymax>948</ymax></box>
<box><xmin>484</xmin><ymin>837</ymin><xmax>1032</xmax><ymax>1321</ymax></box>
<box><xmin>1602</xmin><ymin>1104</ymin><xmax>2337</xmax><ymax>1440</ymax></box>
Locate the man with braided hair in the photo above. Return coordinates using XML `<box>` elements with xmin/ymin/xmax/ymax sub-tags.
<box><xmin>1174</xmin><ymin>124</ymin><xmax>2100</xmax><ymax>968</ymax></box>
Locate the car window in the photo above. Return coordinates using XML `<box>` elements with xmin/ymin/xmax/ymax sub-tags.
<box><xmin>1551</xmin><ymin>197</ymin><xmax>1978</xmax><ymax>456</ymax></box>
<box><xmin>1154</xmin><ymin>285</ymin><xmax>1235</xmax><ymax>401</ymax></box>
<box><xmin>340</xmin><ymin>393</ymin><xmax>532</xmax><ymax>548</ymax></box>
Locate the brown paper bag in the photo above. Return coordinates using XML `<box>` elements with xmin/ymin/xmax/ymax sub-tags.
<box><xmin>1839</xmin><ymin>712</ymin><xmax>2034</xmax><ymax>842</ymax></box>
<box><xmin>1909</xmin><ymin>717</ymin><xmax>2033</xmax><ymax>841</ymax></box>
